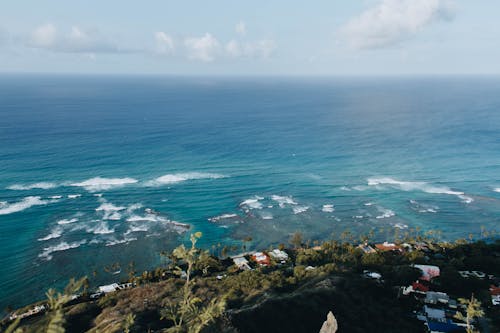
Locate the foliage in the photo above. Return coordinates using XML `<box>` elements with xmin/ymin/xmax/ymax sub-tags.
<box><xmin>45</xmin><ymin>277</ymin><xmax>88</xmax><ymax>333</ymax></box>
<box><xmin>161</xmin><ymin>232</ymin><xmax>226</xmax><ymax>333</ymax></box>
<box><xmin>454</xmin><ymin>295</ymin><xmax>484</xmax><ymax>333</ymax></box>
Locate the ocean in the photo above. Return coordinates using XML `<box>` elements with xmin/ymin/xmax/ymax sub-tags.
<box><xmin>1</xmin><ymin>75</ymin><xmax>499</xmax><ymax>310</ymax></box>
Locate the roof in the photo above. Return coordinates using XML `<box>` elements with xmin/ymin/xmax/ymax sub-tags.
<box><xmin>252</xmin><ymin>252</ymin><xmax>270</xmax><ymax>265</ymax></box>
<box><xmin>412</xmin><ymin>281</ymin><xmax>430</xmax><ymax>292</ymax></box>
<box><xmin>269</xmin><ymin>249</ymin><xmax>288</xmax><ymax>260</ymax></box>
<box><xmin>490</xmin><ymin>285</ymin><xmax>500</xmax><ymax>296</ymax></box>
<box><xmin>233</xmin><ymin>256</ymin><xmax>249</xmax><ymax>265</ymax></box>
<box><xmin>425</xmin><ymin>291</ymin><xmax>449</xmax><ymax>304</ymax></box>
<box><xmin>358</xmin><ymin>244</ymin><xmax>376</xmax><ymax>254</ymax></box>
<box><xmin>375</xmin><ymin>242</ymin><xmax>401</xmax><ymax>252</ymax></box>
<box><xmin>414</xmin><ymin>264</ymin><xmax>440</xmax><ymax>281</ymax></box>
<box><xmin>98</xmin><ymin>283</ymin><xmax>119</xmax><ymax>293</ymax></box>
<box><xmin>426</xmin><ymin>319</ymin><xmax>466</xmax><ymax>333</ymax></box>
<box><xmin>424</xmin><ymin>306</ymin><xmax>445</xmax><ymax>320</ymax></box>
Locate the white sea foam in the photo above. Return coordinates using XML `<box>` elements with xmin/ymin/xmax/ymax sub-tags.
<box><xmin>260</xmin><ymin>211</ymin><xmax>274</xmax><ymax>220</ymax></box>
<box><xmin>410</xmin><ymin>200</ymin><xmax>439</xmax><ymax>213</ymax></box>
<box><xmin>38</xmin><ymin>227</ymin><xmax>63</xmax><ymax>241</ymax></box>
<box><xmin>89</xmin><ymin>222</ymin><xmax>115</xmax><ymax>235</ymax></box>
<box><xmin>105</xmin><ymin>237</ymin><xmax>137</xmax><ymax>247</ymax></box>
<box><xmin>375</xmin><ymin>207</ymin><xmax>396</xmax><ymax>219</ymax></box>
<box><xmin>95</xmin><ymin>202</ymin><xmax>126</xmax><ymax>212</ymax></box>
<box><xmin>208</xmin><ymin>213</ymin><xmax>238</xmax><ymax>222</ymax></box>
<box><xmin>322</xmin><ymin>204</ymin><xmax>335</xmax><ymax>213</ymax></box>
<box><xmin>39</xmin><ymin>240</ymin><xmax>86</xmax><ymax>260</ymax></box>
<box><xmin>71</xmin><ymin>177</ymin><xmax>138</xmax><ymax>192</ymax></box>
<box><xmin>239</xmin><ymin>197</ymin><xmax>264</xmax><ymax>210</ymax></box>
<box><xmin>50</xmin><ymin>195</ymin><xmax>63</xmax><ymax>199</ymax></box>
<box><xmin>67</xmin><ymin>194</ymin><xmax>82</xmax><ymax>199</ymax></box>
<box><xmin>364</xmin><ymin>202</ymin><xmax>374</xmax><ymax>206</ymax></box>
<box><xmin>0</xmin><ymin>196</ymin><xmax>49</xmax><ymax>215</ymax></box>
<box><xmin>340</xmin><ymin>186</ymin><xmax>351</xmax><ymax>191</ymax></box>
<box><xmin>7</xmin><ymin>182</ymin><xmax>57</xmax><ymax>190</ymax></box>
<box><xmin>271</xmin><ymin>195</ymin><xmax>298</xmax><ymax>207</ymax></box>
<box><xmin>147</xmin><ymin>172</ymin><xmax>225</xmax><ymax>186</ymax></box>
<box><xmin>57</xmin><ymin>218</ymin><xmax>78</xmax><ymax>225</ymax></box>
<box><xmin>494</xmin><ymin>188</ymin><xmax>500</xmax><ymax>193</ymax></box>
<box><xmin>293</xmin><ymin>206</ymin><xmax>309</xmax><ymax>214</ymax></box>
<box><xmin>367</xmin><ymin>177</ymin><xmax>473</xmax><ymax>203</ymax></box>
<box><xmin>93</xmin><ymin>193</ymin><xmax>103</xmax><ymax>197</ymax></box>
<box><xmin>125</xmin><ymin>225</ymin><xmax>149</xmax><ymax>234</ymax></box>
<box><xmin>394</xmin><ymin>223</ymin><xmax>408</xmax><ymax>229</ymax></box>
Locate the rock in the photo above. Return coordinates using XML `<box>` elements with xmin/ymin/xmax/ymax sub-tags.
<box><xmin>319</xmin><ymin>311</ymin><xmax>338</xmax><ymax>333</ymax></box>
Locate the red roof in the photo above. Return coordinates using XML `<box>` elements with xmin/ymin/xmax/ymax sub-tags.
<box><xmin>412</xmin><ymin>281</ymin><xmax>429</xmax><ymax>292</ymax></box>
<box><xmin>490</xmin><ymin>285</ymin><xmax>500</xmax><ymax>296</ymax></box>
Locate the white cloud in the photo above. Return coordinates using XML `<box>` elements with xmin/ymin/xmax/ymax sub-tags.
<box><xmin>154</xmin><ymin>31</ymin><xmax>174</xmax><ymax>54</ymax></box>
<box><xmin>235</xmin><ymin>21</ymin><xmax>246</xmax><ymax>36</ymax></box>
<box><xmin>29</xmin><ymin>23</ymin><xmax>131</xmax><ymax>54</ymax></box>
<box><xmin>31</xmin><ymin>23</ymin><xmax>57</xmax><ymax>47</ymax></box>
<box><xmin>184</xmin><ymin>33</ymin><xmax>219</xmax><ymax>62</ymax></box>
<box><xmin>340</xmin><ymin>0</ymin><xmax>455</xmax><ymax>49</ymax></box>
<box><xmin>226</xmin><ymin>39</ymin><xmax>276</xmax><ymax>59</ymax></box>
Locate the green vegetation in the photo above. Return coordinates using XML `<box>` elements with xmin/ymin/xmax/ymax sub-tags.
<box><xmin>2</xmin><ymin>231</ymin><xmax>499</xmax><ymax>333</ymax></box>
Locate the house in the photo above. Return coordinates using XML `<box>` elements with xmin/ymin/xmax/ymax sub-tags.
<box><xmin>425</xmin><ymin>291</ymin><xmax>450</xmax><ymax>305</ymax></box>
<box><xmin>363</xmin><ymin>270</ymin><xmax>382</xmax><ymax>280</ymax></box>
<box><xmin>233</xmin><ymin>256</ymin><xmax>251</xmax><ymax>271</ymax></box>
<box><xmin>251</xmin><ymin>252</ymin><xmax>271</xmax><ymax>266</ymax></box>
<box><xmin>414</xmin><ymin>264</ymin><xmax>440</xmax><ymax>281</ymax></box>
<box><xmin>426</xmin><ymin>319</ymin><xmax>466</xmax><ymax>333</ymax></box>
<box><xmin>412</xmin><ymin>281</ymin><xmax>430</xmax><ymax>293</ymax></box>
<box><xmin>375</xmin><ymin>242</ymin><xmax>401</xmax><ymax>252</ymax></box>
<box><xmin>268</xmin><ymin>249</ymin><xmax>289</xmax><ymax>262</ymax></box>
<box><xmin>98</xmin><ymin>283</ymin><xmax>120</xmax><ymax>294</ymax></box>
<box><xmin>423</xmin><ymin>305</ymin><xmax>445</xmax><ymax>321</ymax></box>
<box><xmin>490</xmin><ymin>285</ymin><xmax>500</xmax><ymax>306</ymax></box>
<box><xmin>358</xmin><ymin>243</ymin><xmax>376</xmax><ymax>254</ymax></box>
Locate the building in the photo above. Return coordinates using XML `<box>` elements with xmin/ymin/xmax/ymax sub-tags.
<box><xmin>233</xmin><ymin>256</ymin><xmax>251</xmax><ymax>271</ymax></box>
<box><xmin>358</xmin><ymin>243</ymin><xmax>376</xmax><ymax>254</ymax></box>
<box><xmin>251</xmin><ymin>252</ymin><xmax>271</xmax><ymax>266</ymax></box>
<box><xmin>490</xmin><ymin>285</ymin><xmax>500</xmax><ymax>306</ymax></box>
<box><xmin>414</xmin><ymin>264</ymin><xmax>440</xmax><ymax>281</ymax></box>
<box><xmin>268</xmin><ymin>249</ymin><xmax>289</xmax><ymax>262</ymax></box>
<box><xmin>425</xmin><ymin>291</ymin><xmax>449</xmax><ymax>305</ymax></box>
<box><xmin>375</xmin><ymin>242</ymin><xmax>401</xmax><ymax>252</ymax></box>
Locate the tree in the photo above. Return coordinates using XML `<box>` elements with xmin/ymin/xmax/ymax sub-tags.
<box><xmin>162</xmin><ymin>232</ymin><xmax>226</xmax><ymax>333</ymax></box>
<box><xmin>454</xmin><ymin>294</ymin><xmax>484</xmax><ymax>333</ymax></box>
<box><xmin>45</xmin><ymin>277</ymin><xmax>88</xmax><ymax>333</ymax></box>
<box><xmin>5</xmin><ymin>318</ymin><xmax>22</xmax><ymax>333</ymax></box>
<box><xmin>123</xmin><ymin>313</ymin><xmax>136</xmax><ymax>333</ymax></box>
<box><xmin>290</xmin><ymin>232</ymin><xmax>303</xmax><ymax>249</ymax></box>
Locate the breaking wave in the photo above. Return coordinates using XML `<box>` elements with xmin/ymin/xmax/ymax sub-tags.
<box><xmin>239</xmin><ymin>196</ymin><xmax>264</xmax><ymax>210</ymax></box>
<box><xmin>271</xmin><ymin>195</ymin><xmax>298</xmax><ymax>207</ymax></box>
<box><xmin>71</xmin><ymin>177</ymin><xmax>138</xmax><ymax>192</ymax></box>
<box><xmin>147</xmin><ymin>172</ymin><xmax>226</xmax><ymax>186</ymax></box>
<box><xmin>293</xmin><ymin>206</ymin><xmax>309</xmax><ymax>214</ymax></box>
<box><xmin>0</xmin><ymin>196</ymin><xmax>49</xmax><ymax>215</ymax></box>
<box><xmin>367</xmin><ymin>177</ymin><xmax>473</xmax><ymax>203</ymax></box>
<box><xmin>7</xmin><ymin>182</ymin><xmax>57</xmax><ymax>190</ymax></box>
<box><xmin>322</xmin><ymin>204</ymin><xmax>335</xmax><ymax>213</ymax></box>
<box><xmin>57</xmin><ymin>218</ymin><xmax>78</xmax><ymax>225</ymax></box>
<box><xmin>208</xmin><ymin>213</ymin><xmax>238</xmax><ymax>222</ymax></box>
<box><xmin>375</xmin><ymin>207</ymin><xmax>396</xmax><ymax>219</ymax></box>
<box><xmin>39</xmin><ymin>240</ymin><xmax>86</xmax><ymax>261</ymax></box>
<box><xmin>38</xmin><ymin>227</ymin><xmax>63</xmax><ymax>241</ymax></box>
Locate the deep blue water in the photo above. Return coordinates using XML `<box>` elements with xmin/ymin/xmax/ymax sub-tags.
<box><xmin>1</xmin><ymin>75</ymin><xmax>500</xmax><ymax>310</ymax></box>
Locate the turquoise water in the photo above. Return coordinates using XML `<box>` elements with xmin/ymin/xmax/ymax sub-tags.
<box><xmin>1</xmin><ymin>75</ymin><xmax>500</xmax><ymax>309</ymax></box>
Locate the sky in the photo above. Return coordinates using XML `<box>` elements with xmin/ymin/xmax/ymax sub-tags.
<box><xmin>1</xmin><ymin>0</ymin><xmax>499</xmax><ymax>75</ymax></box>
